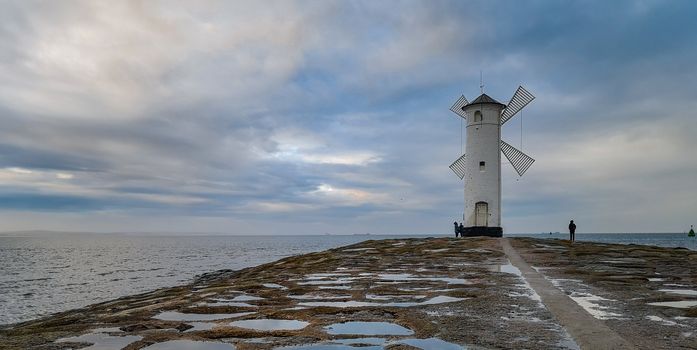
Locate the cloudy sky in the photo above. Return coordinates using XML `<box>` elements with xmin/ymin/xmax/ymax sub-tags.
<box><xmin>0</xmin><ymin>0</ymin><xmax>695</xmax><ymax>234</ymax></box>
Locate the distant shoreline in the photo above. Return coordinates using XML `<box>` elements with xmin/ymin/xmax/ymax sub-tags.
<box><xmin>0</xmin><ymin>230</ymin><xmax>690</xmax><ymax>237</ymax></box>
<box><xmin>0</xmin><ymin>230</ymin><xmax>445</xmax><ymax>237</ymax></box>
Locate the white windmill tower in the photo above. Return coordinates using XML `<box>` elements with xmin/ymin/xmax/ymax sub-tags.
<box><xmin>449</xmin><ymin>85</ymin><xmax>535</xmax><ymax>237</ymax></box>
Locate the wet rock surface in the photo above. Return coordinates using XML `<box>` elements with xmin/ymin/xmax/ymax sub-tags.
<box><xmin>511</xmin><ymin>238</ymin><xmax>697</xmax><ymax>349</ymax></box>
<box><xmin>0</xmin><ymin>237</ymin><xmax>694</xmax><ymax>349</ymax></box>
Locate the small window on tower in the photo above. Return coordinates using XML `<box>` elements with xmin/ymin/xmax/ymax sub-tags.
<box><xmin>479</xmin><ymin>161</ymin><xmax>485</xmax><ymax>171</ymax></box>
<box><xmin>474</xmin><ymin>111</ymin><xmax>482</xmax><ymax>122</ymax></box>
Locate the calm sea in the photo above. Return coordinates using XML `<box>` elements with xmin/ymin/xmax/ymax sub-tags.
<box><xmin>0</xmin><ymin>234</ymin><xmax>422</xmax><ymax>325</ymax></box>
<box><xmin>514</xmin><ymin>232</ymin><xmax>697</xmax><ymax>250</ymax></box>
<box><xmin>1</xmin><ymin>232</ymin><xmax>694</xmax><ymax>325</ymax></box>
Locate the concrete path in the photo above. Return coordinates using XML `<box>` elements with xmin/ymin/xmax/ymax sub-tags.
<box><xmin>501</xmin><ymin>238</ymin><xmax>636</xmax><ymax>350</ymax></box>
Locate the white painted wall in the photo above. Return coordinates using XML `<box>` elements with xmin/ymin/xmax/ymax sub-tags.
<box><xmin>462</xmin><ymin>103</ymin><xmax>504</xmax><ymax>227</ymax></box>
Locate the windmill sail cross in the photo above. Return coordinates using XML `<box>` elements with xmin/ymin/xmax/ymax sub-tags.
<box><xmin>500</xmin><ymin>86</ymin><xmax>535</xmax><ymax>125</ymax></box>
<box><xmin>500</xmin><ymin>140</ymin><xmax>535</xmax><ymax>177</ymax></box>
<box><xmin>450</xmin><ymin>95</ymin><xmax>469</xmax><ymax>120</ymax></box>
<box><xmin>449</xmin><ymin>153</ymin><xmax>467</xmax><ymax>179</ymax></box>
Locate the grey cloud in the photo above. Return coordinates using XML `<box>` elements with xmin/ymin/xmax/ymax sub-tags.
<box><xmin>0</xmin><ymin>143</ymin><xmax>108</xmax><ymax>172</ymax></box>
<box><xmin>0</xmin><ymin>1</ymin><xmax>696</xmax><ymax>234</ymax></box>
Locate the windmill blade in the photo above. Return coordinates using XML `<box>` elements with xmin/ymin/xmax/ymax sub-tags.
<box><xmin>500</xmin><ymin>140</ymin><xmax>535</xmax><ymax>176</ymax></box>
<box><xmin>449</xmin><ymin>153</ymin><xmax>467</xmax><ymax>179</ymax></box>
<box><xmin>449</xmin><ymin>95</ymin><xmax>469</xmax><ymax>120</ymax></box>
<box><xmin>500</xmin><ymin>86</ymin><xmax>535</xmax><ymax>125</ymax></box>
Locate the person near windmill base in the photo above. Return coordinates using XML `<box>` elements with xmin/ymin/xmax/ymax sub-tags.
<box><xmin>459</xmin><ymin>223</ymin><xmax>464</xmax><ymax>237</ymax></box>
<box><xmin>568</xmin><ymin>220</ymin><xmax>577</xmax><ymax>242</ymax></box>
<box><xmin>453</xmin><ymin>221</ymin><xmax>459</xmax><ymax>238</ymax></box>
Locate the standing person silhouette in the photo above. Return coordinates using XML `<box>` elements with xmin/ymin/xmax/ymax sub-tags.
<box><xmin>453</xmin><ymin>221</ymin><xmax>459</xmax><ymax>238</ymax></box>
<box><xmin>568</xmin><ymin>220</ymin><xmax>577</xmax><ymax>242</ymax></box>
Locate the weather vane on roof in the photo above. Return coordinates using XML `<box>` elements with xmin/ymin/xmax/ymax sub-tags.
<box><xmin>479</xmin><ymin>71</ymin><xmax>484</xmax><ymax>94</ymax></box>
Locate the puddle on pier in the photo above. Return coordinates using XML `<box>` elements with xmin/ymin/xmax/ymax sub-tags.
<box><xmin>557</xmin><ymin>336</ymin><xmax>581</xmax><ymax>350</ymax></box>
<box><xmin>397</xmin><ymin>287</ymin><xmax>431</xmax><ymax>291</ymax></box>
<box><xmin>602</xmin><ymin>258</ymin><xmax>645</xmax><ymax>264</ymax></box>
<box><xmin>201</xmin><ymin>301</ymin><xmax>258</xmax><ymax>308</ymax></box>
<box><xmin>306</xmin><ymin>273</ymin><xmax>351</xmax><ymax>278</ymax></box>
<box><xmin>422</xmin><ymin>295</ymin><xmax>462</xmax><ymax>303</ymax></box>
<box><xmin>277</xmin><ymin>337</ymin><xmax>465</xmax><ymax>349</ymax></box>
<box><xmin>318</xmin><ymin>285</ymin><xmax>352</xmax><ymax>290</ymax></box>
<box><xmin>365</xmin><ymin>294</ymin><xmax>392</xmax><ymax>301</ymax></box>
<box><xmin>81</xmin><ymin>327</ymin><xmax>122</xmax><ymax>333</ymax></box>
<box><xmin>385</xmin><ymin>295</ymin><xmax>465</xmax><ymax>307</ymax></box>
<box><xmin>263</xmin><ymin>283</ymin><xmax>288</xmax><ymax>290</ymax></box>
<box><xmin>56</xmin><ymin>328</ymin><xmax>142</xmax><ymax>350</ymax></box>
<box><xmin>396</xmin><ymin>337</ymin><xmax>465</xmax><ymax>350</ymax></box>
<box><xmin>142</xmin><ymin>340</ymin><xmax>235</xmax><ymax>350</ymax></box>
<box><xmin>153</xmin><ymin>311</ymin><xmax>254</xmax><ymax>321</ymax></box>
<box><xmin>284</xmin><ymin>306</ymin><xmax>307</xmax><ymax>310</ymax></box>
<box><xmin>297</xmin><ymin>278</ymin><xmax>358</xmax><ymax>285</ymax></box>
<box><xmin>298</xmin><ymin>301</ymin><xmax>377</xmax><ymax>308</ymax></box>
<box><xmin>365</xmin><ymin>294</ymin><xmax>426</xmax><ymax>300</ymax></box>
<box><xmin>548</xmin><ymin>278</ymin><xmax>583</xmax><ymax>288</ymax></box>
<box><xmin>325</xmin><ymin>321</ymin><xmax>413</xmax><ymax>335</ymax></box>
<box><xmin>646</xmin><ymin>315</ymin><xmax>680</xmax><ymax>326</ymax></box>
<box><xmin>569</xmin><ymin>292</ymin><xmax>623</xmax><ymax>319</ymax></box>
<box><xmin>429</xmin><ymin>277</ymin><xmax>469</xmax><ymax>285</ymax></box>
<box><xmin>659</xmin><ymin>289</ymin><xmax>697</xmax><ymax>296</ymax></box>
<box><xmin>332</xmin><ymin>337</ymin><xmax>385</xmax><ymax>345</ymax></box>
<box><xmin>198</xmin><ymin>295</ymin><xmax>264</xmax><ymax>307</ymax></box>
<box><xmin>229</xmin><ymin>319</ymin><xmax>310</xmax><ymax>331</ymax></box>
<box><xmin>499</xmin><ymin>263</ymin><xmax>523</xmax><ymax>276</ymax></box>
<box><xmin>276</xmin><ymin>344</ymin><xmax>381</xmax><ymax>350</ymax></box>
<box><xmin>546</xmin><ymin>277</ymin><xmax>623</xmax><ymax>319</ymax></box>
<box><xmin>495</xmin><ymin>261</ymin><xmax>544</xmax><ymax>303</ymax></box>
<box><xmin>299</xmin><ymin>295</ymin><xmax>464</xmax><ymax>308</ymax></box>
<box><xmin>342</xmin><ymin>248</ymin><xmax>376</xmax><ymax>252</ymax></box>
<box><xmin>377</xmin><ymin>273</ymin><xmax>469</xmax><ymax>285</ymax></box>
<box><xmin>425</xmin><ymin>248</ymin><xmax>450</xmax><ymax>253</ymax></box>
<box><xmin>648</xmin><ymin>300</ymin><xmax>697</xmax><ymax>308</ymax></box>
<box><xmin>289</xmin><ymin>294</ymin><xmax>352</xmax><ymax>300</ymax></box>
<box><xmin>466</xmin><ymin>248</ymin><xmax>493</xmax><ymax>253</ymax></box>
<box><xmin>239</xmin><ymin>337</ymin><xmax>275</xmax><ymax>344</ymax></box>
<box><xmin>533</xmin><ymin>244</ymin><xmax>565</xmax><ymax>251</ymax></box>
<box><xmin>185</xmin><ymin>322</ymin><xmax>218</xmax><ymax>332</ymax></box>
<box><xmin>229</xmin><ymin>295</ymin><xmax>264</xmax><ymax>301</ymax></box>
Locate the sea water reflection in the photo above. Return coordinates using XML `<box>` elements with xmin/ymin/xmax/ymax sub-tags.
<box><xmin>0</xmin><ymin>234</ymin><xmax>411</xmax><ymax>324</ymax></box>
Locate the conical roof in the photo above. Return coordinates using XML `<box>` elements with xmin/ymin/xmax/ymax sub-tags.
<box><xmin>463</xmin><ymin>93</ymin><xmax>505</xmax><ymax>109</ymax></box>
